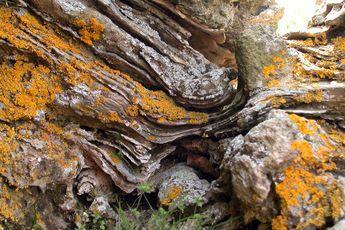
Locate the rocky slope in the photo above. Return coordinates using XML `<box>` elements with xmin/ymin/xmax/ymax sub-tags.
<box><xmin>0</xmin><ymin>0</ymin><xmax>344</xmax><ymax>229</ymax></box>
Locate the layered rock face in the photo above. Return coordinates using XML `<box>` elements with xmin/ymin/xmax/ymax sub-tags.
<box><xmin>0</xmin><ymin>0</ymin><xmax>344</xmax><ymax>229</ymax></box>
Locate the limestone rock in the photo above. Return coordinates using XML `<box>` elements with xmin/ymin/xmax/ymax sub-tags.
<box><xmin>229</xmin><ymin>109</ymin><xmax>345</xmax><ymax>228</ymax></box>
<box><xmin>157</xmin><ymin>164</ymin><xmax>210</xmax><ymax>209</ymax></box>
<box><xmin>234</xmin><ymin>25</ymin><xmax>289</xmax><ymax>91</ymax></box>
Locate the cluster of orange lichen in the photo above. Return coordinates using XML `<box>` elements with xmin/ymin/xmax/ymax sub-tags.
<box><xmin>290</xmin><ymin>33</ymin><xmax>344</xmax><ymax>81</ymax></box>
<box><xmin>0</xmin><ymin>124</ymin><xmax>16</xmax><ymax>174</ymax></box>
<box><xmin>291</xmin><ymin>57</ymin><xmax>337</xmax><ymax>81</ymax></box>
<box><xmin>271</xmin><ymin>215</ymin><xmax>287</xmax><ymax>230</ymax></box>
<box><xmin>329</xmin><ymin>129</ymin><xmax>345</xmax><ymax>146</ymax></box>
<box><xmin>272</xmin><ymin>115</ymin><xmax>343</xmax><ymax>229</ymax></box>
<box><xmin>289</xmin><ymin>114</ymin><xmax>318</xmax><ymax>135</ymax></box>
<box><xmin>133</xmin><ymin>85</ymin><xmax>209</xmax><ymax>125</ymax></box>
<box><xmin>0</xmin><ymin>57</ymin><xmax>61</xmax><ymax>122</ymax></box>
<box><xmin>0</xmin><ymin>7</ymin><xmax>208</xmax><ymax>127</ymax></box>
<box><xmin>0</xmin><ymin>180</ymin><xmax>19</xmax><ymax>222</ymax></box>
<box><xmin>98</xmin><ymin>111</ymin><xmax>122</xmax><ymax>124</ymax></box>
<box><xmin>262</xmin><ymin>51</ymin><xmax>287</xmax><ymax>88</ymax></box>
<box><xmin>292</xmin><ymin>90</ymin><xmax>323</xmax><ymax>104</ymax></box>
<box><xmin>267</xmin><ymin>96</ymin><xmax>287</xmax><ymax>108</ymax></box>
<box><xmin>300</xmin><ymin>33</ymin><xmax>328</xmax><ymax>47</ymax></box>
<box><xmin>332</xmin><ymin>37</ymin><xmax>345</xmax><ymax>53</ymax></box>
<box><xmin>160</xmin><ymin>185</ymin><xmax>182</xmax><ymax>206</ymax></box>
<box><xmin>74</xmin><ymin>18</ymin><xmax>105</xmax><ymax>46</ymax></box>
<box><xmin>125</xmin><ymin>105</ymin><xmax>140</xmax><ymax>117</ymax></box>
<box><xmin>0</xmin><ymin>7</ymin><xmax>101</xmax><ymax>88</ymax></box>
<box><xmin>0</xmin><ymin>119</ymin><xmax>78</xmax><ymax>189</ymax></box>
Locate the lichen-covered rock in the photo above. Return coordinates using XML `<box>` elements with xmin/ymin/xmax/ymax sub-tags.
<box><xmin>229</xmin><ymin>109</ymin><xmax>345</xmax><ymax>229</ymax></box>
<box><xmin>0</xmin><ymin>0</ymin><xmax>344</xmax><ymax>229</ymax></box>
<box><xmin>157</xmin><ymin>164</ymin><xmax>210</xmax><ymax>209</ymax></box>
<box><xmin>234</xmin><ymin>25</ymin><xmax>289</xmax><ymax>91</ymax></box>
<box><xmin>89</xmin><ymin>197</ymin><xmax>117</xmax><ymax>220</ymax></box>
<box><xmin>231</xmin><ymin>110</ymin><xmax>301</xmax><ymax>222</ymax></box>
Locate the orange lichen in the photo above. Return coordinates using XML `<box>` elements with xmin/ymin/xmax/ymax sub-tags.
<box><xmin>160</xmin><ymin>185</ymin><xmax>182</xmax><ymax>206</ymax></box>
<box><xmin>0</xmin><ymin>124</ymin><xmax>17</xmax><ymax>173</ymax></box>
<box><xmin>0</xmin><ymin>183</ymin><xmax>19</xmax><ymax>221</ymax></box>
<box><xmin>293</xmin><ymin>90</ymin><xmax>323</xmax><ymax>104</ymax></box>
<box><xmin>292</xmin><ymin>58</ymin><xmax>336</xmax><ymax>80</ymax></box>
<box><xmin>74</xmin><ymin>18</ymin><xmax>105</xmax><ymax>46</ymax></box>
<box><xmin>289</xmin><ymin>34</ymin><xmax>344</xmax><ymax>82</ymax></box>
<box><xmin>0</xmin><ymin>7</ymin><xmax>207</xmax><ymax>127</ymax></box>
<box><xmin>272</xmin><ymin>118</ymin><xmax>343</xmax><ymax>229</ymax></box>
<box><xmin>262</xmin><ymin>64</ymin><xmax>277</xmax><ymax>79</ymax></box>
<box><xmin>147</xmin><ymin>135</ymin><xmax>156</xmax><ymax>141</ymax></box>
<box><xmin>332</xmin><ymin>37</ymin><xmax>345</xmax><ymax>52</ymax></box>
<box><xmin>262</xmin><ymin>52</ymin><xmax>286</xmax><ymax>88</ymax></box>
<box><xmin>271</xmin><ymin>215</ymin><xmax>287</xmax><ymax>230</ymax></box>
<box><xmin>134</xmin><ymin>85</ymin><xmax>209</xmax><ymax>125</ymax></box>
<box><xmin>289</xmin><ymin>114</ymin><xmax>318</xmax><ymax>135</ymax></box>
<box><xmin>299</xmin><ymin>33</ymin><xmax>328</xmax><ymax>47</ymax></box>
<box><xmin>126</xmin><ymin>105</ymin><xmax>139</xmax><ymax>117</ymax></box>
<box><xmin>0</xmin><ymin>58</ymin><xmax>61</xmax><ymax>122</ymax></box>
<box><xmin>0</xmin><ymin>7</ymin><xmax>100</xmax><ymax>88</ymax></box>
<box><xmin>267</xmin><ymin>79</ymin><xmax>281</xmax><ymax>88</ymax></box>
<box><xmin>329</xmin><ymin>129</ymin><xmax>345</xmax><ymax>146</ymax></box>
<box><xmin>98</xmin><ymin>111</ymin><xmax>122</xmax><ymax>124</ymax></box>
<box><xmin>267</xmin><ymin>96</ymin><xmax>287</xmax><ymax>108</ymax></box>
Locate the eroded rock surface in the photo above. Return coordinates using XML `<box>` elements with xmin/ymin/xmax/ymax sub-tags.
<box><xmin>0</xmin><ymin>0</ymin><xmax>344</xmax><ymax>229</ymax></box>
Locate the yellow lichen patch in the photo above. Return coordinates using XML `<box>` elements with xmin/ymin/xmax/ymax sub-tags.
<box><xmin>332</xmin><ymin>37</ymin><xmax>345</xmax><ymax>53</ymax></box>
<box><xmin>160</xmin><ymin>185</ymin><xmax>182</xmax><ymax>206</ymax></box>
<box><xmin>74</xmin><ymin>18</ymin><xmax>105</xmax><ymax>46</ymax></box>
<box><xmin>272</xmin><ymin>130</ymin><xmax>343</xmax><ymax>229</ymax></box>
<box><xmin>289</xmin><ymin>33</ymin><xmax>344</xmax><ymax>81</ymax></box>
<box><xmin>0</xmin><ymin>119</ymin><xmax>79</xmax><ymax>190</ymax></box>
<box><xmin>261</xmin><ymin>52</ymin><xmax>287</xmax><ymax>88</ymax></box>
<box><xmin>262</xmin><ymin>64</ymin><xmax>277</xmax><ymax>79</ymax></box>
<box><xmin>19</xmin><ymin>13</ymin><xmax>80</xmax><ymax>54</ymax></box>
<box><xmin>267</xmin><ymin>79</ymin><xmax>281</xmax><ymax>88</ymax></box>
<box><xmin>289</xmin><ymin>114</ymin><xmax>318</xmax><ymax>135</ymax></box>
<box><xmin>329</xmin><ymin>129</ymin><xmax>345</xmax><ymax>146</ymax></box>
<box><xmin>0</xmin><ymin>182</ymin><xmax>19</xmax><ymax>222</ymax></box>
<box><xmin>189</xmin><ymin>112</ymin><xmax>209</xmax><ymax>125</ymax></box>
<box><xmin>267</xmin><ymin>96</ymin><xmax>287</xmax><ymax>108</ymax></box>
<box><xmin>293</xmin><ymin>90</ymin><xmax>323</xmax><ymax>104</ymax></box>
<box><xmin>0</xmin><ymin>7</ymin><xmax>207</xmax><ymax>127</ymax></box>
<box><xmin>98</xmin><ymin>111</ymin><xmax>122</xmax><ymax>124</ymax></box>
<box><xmin>134</xmin><ymin>85</ymin><xmax>209</xmax><ymax>125</ymax></box>
<box><xmin>0</xmin><ymin>58</ymin><xmax>61</xmax><ymax>122</ymax></box>
<box><xmin>0</xmin><ymin>124</ymin><xmax>17</xmax><ymax>174</ymax></box>
<box><xmin>271</xmin><ymin>215</ymin><xmax>287</xmax><ymax>230</ymax></box>
<box><xmin>292</xmin><ymin>57</ymin><xmax>336</xmax><ymax>80</ymax></box>
<box><xmin>0</xmin><ymin>7</ymin><xmax>98</xmax><ymax>88</ymax></box>
<box><xmin>126</xmin><ymin>105</ymin><xmax>139</xmax><ymax>117</ymax></box>
<box><xmin>147</xmin><ymin>135</ymin><xmax>156</xmax><ymax>141</ymax></box>
<box><xmin>298</xmin><ymin>33</ymin><xmax>328</xmax><ymax>47</ymax></box>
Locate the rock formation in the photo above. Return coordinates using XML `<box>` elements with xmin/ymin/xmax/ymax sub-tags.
<box><xmin>0</xmin><ymin>0</ymin><xmax>344</xmax><ymax>229</ymax></box>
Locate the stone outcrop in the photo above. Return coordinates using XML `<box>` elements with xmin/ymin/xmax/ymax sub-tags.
<box><xmin>0</xmin><ymin>0</ymin><xmax>344</xmax><ymax>229</ymax></box>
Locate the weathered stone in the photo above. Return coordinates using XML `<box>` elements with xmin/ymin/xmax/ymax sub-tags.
<box><xmin>0</xmin><ymin>0</ymin><xmax>344</xmax><ymax>229</ymax></box>
<box><xmin>157</xmin><ymin>164</ymin><xmax>210</xmax><ymax>209</ymax></box>
<box><xmin>89</xmin><ymin>197</ymin><xmax>117</xmax><ymax>220</ymax></box>
<box><xmin>229</xmin><ymin>109</ymin><xmax>345</xmax><ymax>228</ymax></box>
<box><xmin>234</xmin><ymin>25</ymin><xmax>289</xmax><ymax>91</ymax></box>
